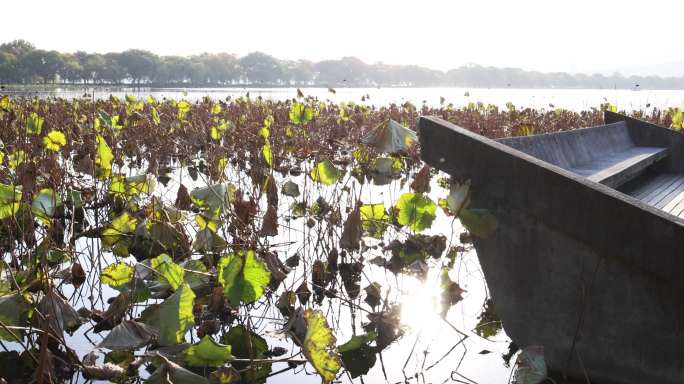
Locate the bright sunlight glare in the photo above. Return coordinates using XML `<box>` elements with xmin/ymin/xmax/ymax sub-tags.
<box><xmin>398</xmin><ymin>268</ymin><xmax>451</xmax><ymax>341</ymax></box>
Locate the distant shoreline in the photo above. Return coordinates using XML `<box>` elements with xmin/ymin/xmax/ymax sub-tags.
<box><xmin>0</xmin><ymin>84</ymin><xmax>678</xmax><ymax>91</ymax></box>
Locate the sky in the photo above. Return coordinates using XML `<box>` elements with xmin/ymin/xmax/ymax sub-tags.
<box><xmin>2</xmin><ymin>0</ymin><xmax>683</xmax><ymax>76</ymax></box>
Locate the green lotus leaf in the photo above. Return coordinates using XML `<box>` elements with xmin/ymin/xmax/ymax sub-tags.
<box><xmin>217</xmin><ymin>250</ymin><xmax>270</xmax><ymax>307</ymax></box>
<box><xmin>183</xmin><ymin>335</ymin><xmax>233</xmax><ymax>367</ymax></box>
<box><xmin>395</xmin><ymin>193</ymin><xmax>437</xmax><ymax>232</ymax></box>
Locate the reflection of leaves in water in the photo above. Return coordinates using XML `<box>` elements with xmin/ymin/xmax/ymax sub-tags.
<box><xmin>460</xmin><ymin>208</ymin><xmax>498</xmax><ymax>238</ymax></box>
<box><xmin>364</xmin><ymin>305</ymin><xmax>404</xmax><ymax>350</ymax></box>
<box><xmin>0</xmin><ymin>96</ymin><xmax>564</xmax><ymax>383</ymax></box>
<box><xmin>364</xmin><ymin>282</ymin><xmax>382</xmax><ymax>309</ymax></box>
<box><xmin>475</xmin><ymin>299</ymin><xmax>503</xmax><ymax>339</ymax></box>
<box><xmin>440</xmin><ymin>268</ymin><xmax>465</xmax><ymax>318</ymax></box>
<box><xmin>338</xmin><ymin>332</ymin><xmax>377</xmax><ymax>378</ymax></box>
<box><xmin>339</xmin><ymin>262</ymin><xmax>363</xmax><ymax>299</ymax></box>
<box><xmin>384</xmin><ymin>234</ymin><xmax>447</xmax><ymax>277</ymax></box>
<box><xmin>513</xmin><ymin>345</ymin><xmax>547</xmax><ymax>384</ymax></box>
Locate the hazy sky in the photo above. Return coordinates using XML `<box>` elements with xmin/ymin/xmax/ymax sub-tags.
<box><xmin>2</xmin><ymin>0</ymin><xmax>683</xmax><ymax>76</ymax></box>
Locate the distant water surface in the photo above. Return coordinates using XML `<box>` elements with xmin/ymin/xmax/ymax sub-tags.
<box><xmin>4</xmin><ymin>86</ymin><xmax>684</xmax><ymax>111</ymax></box>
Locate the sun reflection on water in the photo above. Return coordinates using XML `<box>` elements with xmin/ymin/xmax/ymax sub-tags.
<box><xmin>398</xmin><ymin>268</ymin><xmax>451</xmax><ymax>342</ymax></box>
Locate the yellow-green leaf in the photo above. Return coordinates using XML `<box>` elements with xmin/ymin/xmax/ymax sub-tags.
<box><xmin>7</xmin><ymin>150</ymin><xmax>26</xmax><ymax>169</ymax></box>
<box><xmin>359</xmin><ymin>203</ymin><xmax>390</xmax><ymax>239</ymax></box>
<box><xmin>102</xmin><ymin>212</ymin><xmax>138</xmax><ymax>248</ymax></box>
<box><xmin>0</xmin><ymin>184</ymin><xmax>21</xmax><ymax>220</ymax></box>
<box><xmin>109</xmin><ymin>174</ymin><xmax>155</xmax><ymax>198</ymax></box>
<box><xmin>177</xmin><ymin>100</ymin><xmax>191</xmax><ymax>119</ymax></box>
<box><xmin>262</xmin><ymin>142</ymin><xmax>273</xmax><ymax>167</ymax></box>
<box><xmin>101</xmin><ymin>262</ymin><xmax>134</xmax><ymax>288</ymax></box>
<box><xmin>151</xmin><ymin>106</ymin><xmax>161</xmax><ymax>125</ymax></box>
<box><xmin>309</xmin><ymin>160</ymin><xmax>340</xmax><ymax>185</ymax></box>
<box><xmin>26</xmin><ymin>112</ymin><xmax>44</xmax><ymax>135</ymax></box>
<box><xmin>151</xmin><ymin>254</ymin><xmax>185</xmax><ymax>290</ymax></box>
<box><xmin>211</xmin><ymin>104</ymin><xmax>222</xmax><ymax>115</ymax></box>
<box><xmin>95</xmin><ymin>135</ymin><xmax>114</xmax><ymax>178</ymax></box>
<box><xmin>303</xmin><ymin>309</ymin><xmax>342</xmax><ymax>383</ymax></box>
<box><xmin>395</xmin><ymin>193</ymin><xmax>437</xmax><ymax>232</ymax></box>
<box><xmin>217</xmin><ymin>250</ymin><xmax>270</xmax><ymax>306</ymax></box>
<box><xmin>43</xmin><ymin>130</ymin><xmax>66</xmax><ymax>152</ymax></box>
<box><xmin>289</xmin><ymin>102</ymin><xmax>314</xmax><ymax>125</ymax></box>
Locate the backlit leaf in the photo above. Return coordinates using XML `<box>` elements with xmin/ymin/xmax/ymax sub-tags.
<box><xmin>289</xmin><ymin>102</ymin><xmax>314</xmax><ymax>125</ymax></box>
<box><xmin>217</xmin><ymin>250</ymin><xmax>270</xmax><ymax>306</ymax></box>
<box><xmin>177</xmin><ymin>100</ymin><xmax>191</xmax><ymax>119</ymax></box>
<box><xmin>0</xmin><ymin>184</ymin><xmax>21</xmax><ymax>220</ymax></box>
<box><xmin>262</xmin><ymin>142</ymin><xmax>273</xmax><ymax>167</ymax></box>
<box><xmin>151</xmin><ymin>254</ymin><xmax>185</xmax><ymax>290</ymax></box>
<box><xmin>43</xmin><ymin>130</ymin><xmax>66</xmax><ymax>151</ymax></box>
<box><xmin>101</xmin><ymin>262</ymin><xmax>134</xmax><ymax>288</ymax></box>
<box><xmin>95</xmin><ymin>135</ymin><xmax>114</xmax><ymax>178</ymax></box>
<box><xmin>26</xmin><ymin>112</ymin><xmax>44</xmax><ymax>135</ymax></box>
<box><xmin>395</xmin><ymin>193</ymin><xmax>437</xmax><ymax>232</ymax></box>
<box><xmin>102</xmin><ymin>212</ymin><xmax>138</xmax><ymax>249</ymax></box>
<box><xmin>303</xmin><ymin>309</ymin><xmax>342</xmax><ymax>383</ymax></box>
<box><xmin>360</xmin><ymin>203</ymin><xmax>390</xmax><ymax>239</ymax></box>
<box><xmin>151</xmin><ymin>106</ymin><xmax>161</xmax><ymax>125</ymax></box>
<box><xmin>310</xmin><ymin>159</ymin><xmax>340</xmax><ymax>185</ymax></box>
<box><xmin>109</xmin><ymin>174</ymin><xmax>155</xmax><ymax>197</ymax></box>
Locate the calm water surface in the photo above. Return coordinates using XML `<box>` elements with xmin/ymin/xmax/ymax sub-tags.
<box><xmin>5</xmin><ymin>86</ymin><xmax>684</xmax><ymax>111</ymax></box>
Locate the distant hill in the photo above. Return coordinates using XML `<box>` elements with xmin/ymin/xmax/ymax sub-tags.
<box><xmin>2</xmin><ymin>39</ymin><xmax>684</xmax><ymax>89</ymax></box>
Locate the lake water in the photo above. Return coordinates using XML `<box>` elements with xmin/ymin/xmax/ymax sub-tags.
<box><xmin>0</xmin><ymin>88</ymin><xmax>634</xmax><ymax>383</ymax></box>
<box><xmin>5</xmin><ymin>86</ymin><xmax>684</xmax><ymax>111</ymax></box>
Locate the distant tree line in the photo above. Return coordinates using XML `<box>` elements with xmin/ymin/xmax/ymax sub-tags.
<box><xmin>2</xmin><ymin>39</ymin><xmax>684</xmax><ymax>89</ymax></box>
